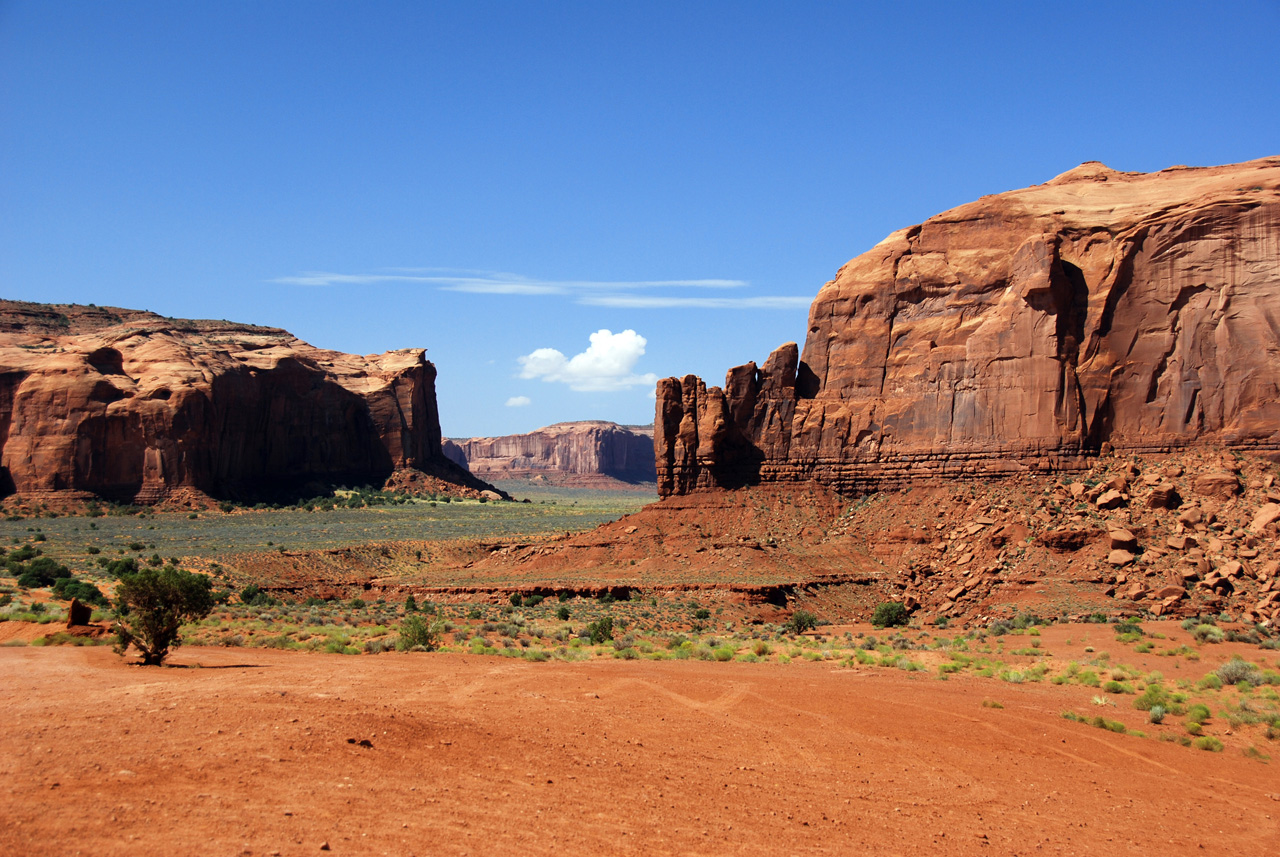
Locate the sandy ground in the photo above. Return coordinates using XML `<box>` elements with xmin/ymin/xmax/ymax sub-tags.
<box><xmin>3</xmin><ymin>646</ymin><xmax>1279</xmax><ymax>857</ymax></box>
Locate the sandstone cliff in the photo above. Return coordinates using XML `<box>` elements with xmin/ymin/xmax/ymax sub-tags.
<box><xmin>448</xmin><ymin>421</ymin><xmax>656</xmax><ymax>485</ymax></box>
<box><xmin>0</xmin><ymin>301</ymin><xmax>495</xmax><ymax>502</ymax></box>
<box><xmin>658</xmin><ymin>157</ymin><xmax>1280</xmax><ymax>497</ymax></box>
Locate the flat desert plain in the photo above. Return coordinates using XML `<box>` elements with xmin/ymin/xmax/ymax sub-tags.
<box><xmin>3</xmin><ymin>645</ymin><xmax>1278</xmax><ymax>856</ymax></box>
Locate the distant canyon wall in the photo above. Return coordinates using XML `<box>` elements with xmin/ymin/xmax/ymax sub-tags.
<box><xmin>0</xmin><ymin>301</ymin><xmax>493</xmax><ymax>502</ymax></box>
<box><xmin>657</xmin><ymin>157</ymin><xmax>1280</xmax><ymax>497</ymax></box>
<box><xmin>448</xmin><ymin>421</ymin><xmax>656</xmax><ymax>484</ymax></box>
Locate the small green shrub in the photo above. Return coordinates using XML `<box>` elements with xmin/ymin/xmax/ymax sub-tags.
<box><xmin>1193</xmin><ymin>624</ymin><xmax>1225</xmax><ymax>644</ymax></box>
<box><xmin>586</xmin><ymin>617</ymin><xmax>614</xmax><ymax>644</ymax></box>
<box><xmin>1216</xmin><ymin>657</ymin><xmax>1262</xmax><ymax>687</ymax></box>
<box><xmin>396</xmin><ymin>613</ymin><xmax>445</xmax><ymax>652</ymax></box>
<box><xmin>871</xmin><ymin>602</ymin><xmax>909</xmax><ymax>628</ymax></box>
<box><xmin>1193</xmin><ymin>736</ymin><xmax>1224</xmax><ymax>752</ymax></box>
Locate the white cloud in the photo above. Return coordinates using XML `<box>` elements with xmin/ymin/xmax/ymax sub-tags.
<box><xmin>272</xmin><ymin>269</ymin><xmax>746</xmax><ymax>293</ymax></box>
<box><xmin>270</xmin><ymin>268</ymin><xmax>808</xmax><ymax>310</ymax></box>
<box><xmin>580</xmin><ymin>294</ymin><xmax>812</xmax><ymax>310</ymax></box>
<box><xmin>518</xmin><ymin>329</ymin><xmax>659</xmax><ymax>393</ymax></box>
<box><xmin>505</xmin><ymin>395</ymin><xmax>531</xmax><ymax>407</ymax></box>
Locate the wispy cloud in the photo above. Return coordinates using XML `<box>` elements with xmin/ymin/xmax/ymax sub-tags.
<box><xmin>580</xmin><ymin>294</ymin><xmax>812</xmax><ymax>310</ymax></box>
<box><xmin>270</xmin><ymin>268</ymin><xmax>808</xmax><ymax>310</ymax></box>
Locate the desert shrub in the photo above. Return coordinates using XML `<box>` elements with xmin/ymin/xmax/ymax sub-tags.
<box><xmin>871</xmin><ymin>602</ymin><xmax>909</xmax><ymax>628</ymax></box>
<box><xmin>524</xmin><ymin>594</ymin><xmax>544</xmax><ymax>608</ymax></box>
<box><xmin>113</xmin><ymin>566</ymin><xmax>215</xmax><ymax>665</ymax></box>
<box><xmin>16</xmin><ymin>557</ymin><xmax>70</xmax><ymax>588</ymax></box>
<box><xmin>1226</xmin><ymin>629</ymin><xmax>1261</xmax><ymax>644</ymax></box>
<box><xmin>693</xmin><ymin>607</ymin><xmax>711</xmax><ymax>620</ymax></box>
<box><xmin>51</xmin><ymin>577</ymin><xmax>108</xmax><ymax>607</ymax></box>
<box><xmin>509</xmin><ymin>592</ymin><xmax>523</xmax><ymax>607</ymax></box>
<box><xmin>101</xmin><ymin>557</ymin><xmax>139</xmax><ymax>578</ymax></box>
<box><xmin>785</xmin><ymin>610</ymin><xmax>819</xmax><ymax>634</ymax></box>
<box><xmin>1114</xmin><ymin>621</ymin><xmax>1144</xmax><ymax>639</ymax></box>
<box><xmin>396</xmin><ymin>612</ymin><xmax>445</xmax><ymax>651</ymax></box>
<box><xmin>1193</xmin><ymin>624</ymin><xmax>1225</xmax><ymax>644</ymax></box>
<box><xmin>9</xmin><ymin>544</ymin><xmax>39</xmax><ymax>563</ymax></box>
<box><xmin>988</xmin><ymin>618</ymin><xmax>1013</xmax><ymax>636</ymax></box>
<box><xmin>1091</xmin><ymin>716</ymin><xmax>1128</xmax><ymax>734</ymax></box>
<box><xmin>1134</xmin><ymin>683</ymin><xmax>1184</xmax><ymax>714</ymax></box>
<box><xmin>1216</xmin><ymin>657</ymin><xmax>1262</xmax><ymax>686</ymax></box>
<box><xmin>586</xmin><ymin>617</ymin><xmax>614</xmax><ymax>644</ymax></box>
<box><xmin>404</xmin><ymin>594</ymin><xmax>417</xmax><ymax>612</ymax></box>
<box><xmin>1198</xmin><ymin>674</ymin><xmax>1223</xmax><ymax>691</ymax></box>
<box><xmin>1186</xmin><ymin>703</ymin><xmax>1212</xmax><ymax>724</ymax></box>
<box><xmin>1148</xmin><ymin>705</ymin><xmax>1167</xmax><ymax>724</ymax></box>
<box><xmin>1193</xmin><ymin>736</ymin><xmax>1224</xmax><ymax>752</ymax></box>
<box><xmin>556</xmin><ymin>605</ymin><xmax>571</xmax><ymax>621</ymax></box>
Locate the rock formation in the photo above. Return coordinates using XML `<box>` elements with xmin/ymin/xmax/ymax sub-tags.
<box><xmin>0</xmin><ymin>301</ymin><xmax>496</xmax><ymax>503</ymax></box>
<box><xmin>658</xmin><ymin>157</ymin><xmax>1280</xmax><ymax>497</ymax></box>
<box><xmin>448</xmin><ymin>421</ymin><xmax>655</xmax><ymax>485</ymax></box>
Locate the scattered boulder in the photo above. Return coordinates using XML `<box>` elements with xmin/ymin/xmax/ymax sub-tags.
<box><xmin>1249</xmin><ymin>503</ymin><xmax>1280</xmax><ymax>534</ymax></box>
<box><xmin>1194</xmin><ymin>471</ymin><xmax>1241</xmax><ymax>499</ymax></box>
<box><xmin>1146</xmin><ymin>484</ymin><xmax>1181</xmax><ymax>510</ymax></box>
<box><xmin>1041</xmin><ymin>528</ymin><xmax>1095</xmax><ymax>553</ymax></box>
<box><xmin>1108</xmin><ymin>529</ymin><xmax>1138</xmax><ymax>551</ymax></box>
<box><xmin>1095</xmin><ymin>490</ymin><xmax>1126</xmax><ymax>510</ymax></box>
<box><xmin>1177</xmin><ymin>507</ymin><xmax>1204</xmax><ymax>527</ymax></box>
<box><xmin>1108</xmin><ymin>549</ymin><xmax>1136</xmax><ymax>567</ymax></box>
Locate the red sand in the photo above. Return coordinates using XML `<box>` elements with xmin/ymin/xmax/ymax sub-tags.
<box><xmin>2</xmin><ymin>646</ymin><xmax>1278</xmax><ymax>856</ymax></box>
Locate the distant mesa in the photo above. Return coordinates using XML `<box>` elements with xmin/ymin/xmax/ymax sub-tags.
<box><xmin>447</xmin><ymin>421</ymin><xmax>656</xmax><ymax>487</ymax></box>
<box><xmin>657</xmin><ymin>156</ymin><xmax>1280</xmax><ymax>497</ymax></box>
<box><xmin>0</xmin><ymin>300</ymin><xmax>500</xmax><ymax>504</ymax></box>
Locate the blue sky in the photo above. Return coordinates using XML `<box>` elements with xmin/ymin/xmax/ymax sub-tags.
<box><xmin>2</xmin><ymin>1</ymin><xmax>1278</xmax><ymax>437</ymax></box>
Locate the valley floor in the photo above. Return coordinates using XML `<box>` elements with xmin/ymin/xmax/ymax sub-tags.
<box><xmin>3</xmin><ymin>645</ymin><xmax>1278</xmax><ymax>856</ymax></box>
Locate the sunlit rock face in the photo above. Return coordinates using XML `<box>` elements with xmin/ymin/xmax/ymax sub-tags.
<box><xmin>0</xmin><ymin>301</ymin><xmax>485</xmax><ymax>502</ymax></box>
<box><xmin>657</xmin><ymin>157</ymin><xmax>1280</xmax><ymax>497</ymax></box>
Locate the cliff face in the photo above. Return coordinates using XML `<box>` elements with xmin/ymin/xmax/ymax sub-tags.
<box><xmin>658</xmin><ymin>157</ymin><xmax>1280</xmax><ymax>497</ymax></box>
<box><xmin>0</xmin><ymin>301</ymin><xmax>492</xmax><ymax>502</ymax></box>
<box><xmin>449</xmin><ymin>421</ymin><xmax>656</xmax><ymax>484</ymax></box>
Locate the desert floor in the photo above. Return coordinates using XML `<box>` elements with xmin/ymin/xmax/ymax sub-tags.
<box><xmin>3</xmin><ymin>645</ymin><xmax>1278</xmax><ymax>856</ymax></box>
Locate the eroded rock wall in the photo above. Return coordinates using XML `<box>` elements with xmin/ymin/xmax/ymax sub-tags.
<box><xmin>0</xmin><ymin>301</ymin><xmax>490</xmax><ymax>502</ymax></box>
<box><xmin>657</xmin><ymin>157</ymin><xmax>1280</xmax><ymax>497</ymax></box>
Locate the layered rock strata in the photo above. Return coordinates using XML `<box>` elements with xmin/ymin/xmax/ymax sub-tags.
<box><xmin>658</xmin><ymin>157</ymin><xmax>1280</xmax><ymax>497</ymax></box>
<box><xmin>0</xmin><ymin>301</ymin><xmax>494</xmax><ymax>502</ymax></box>
<box><xmin>448</xmin><ymin>421</ymin><xmax>655</xmax><ymax>484</ymax></box>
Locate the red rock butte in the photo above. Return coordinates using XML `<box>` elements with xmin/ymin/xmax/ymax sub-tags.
<box><xmin>657</xmin><ymin>157</ymin><xmax>1280</xmax><ymax>497</ymax></box>
<box><xmin>0</xmin><ymin>301</ymin><xmax>494</xmax><ymax>503</ymax></box>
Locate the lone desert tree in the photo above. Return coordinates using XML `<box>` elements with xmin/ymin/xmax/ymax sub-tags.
<box><xmin>113</xmin><ymin>566</ymin><xmax>214</xmax><ymax>665</ymax></box>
